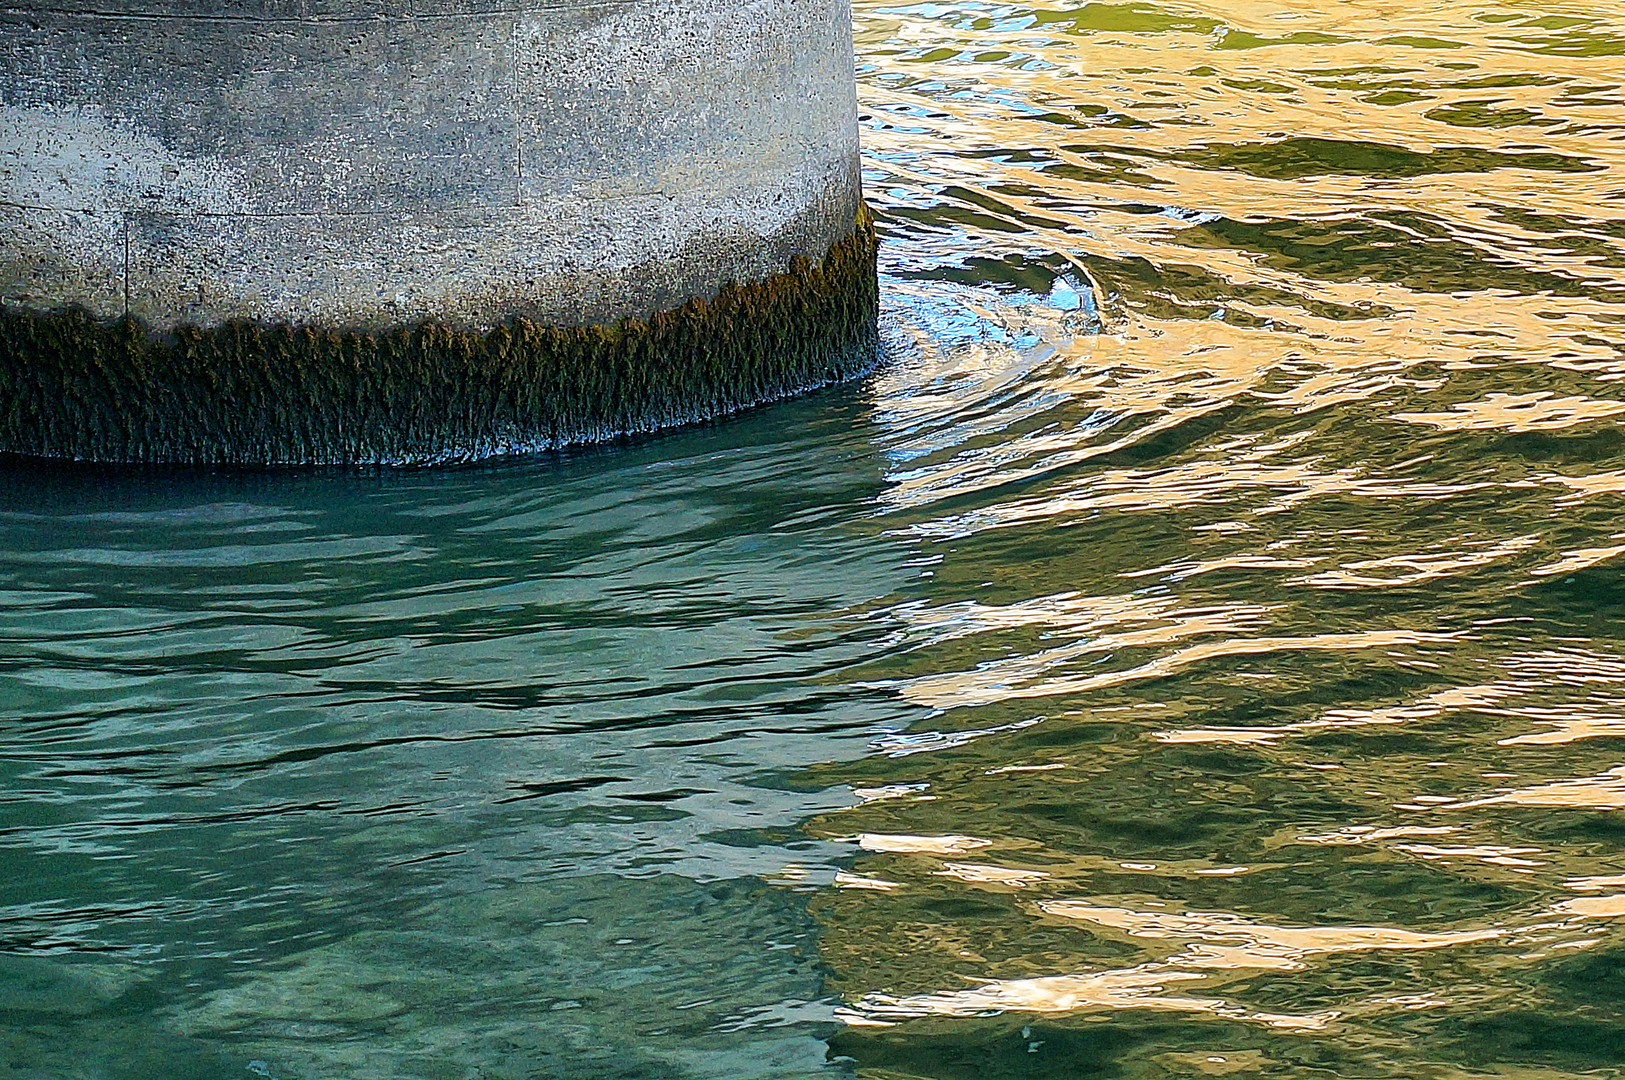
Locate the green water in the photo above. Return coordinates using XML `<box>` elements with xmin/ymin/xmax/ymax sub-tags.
<box><xmin>7</xmin><ymin>1</ymin><xmax>1625</xmax><ymax>1076</ymax></box>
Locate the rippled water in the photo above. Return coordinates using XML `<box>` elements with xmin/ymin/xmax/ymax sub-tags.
<box><xmin>7</xmin><ymin>2</ymin><xmax>1625</xmax><ymax>1076</ymax></box>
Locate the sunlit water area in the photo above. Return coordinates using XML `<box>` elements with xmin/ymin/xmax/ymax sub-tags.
<box><xmin>7</xmin><ymin>0</ymin><xmax>1625</xmax><ymax>1076</ymax></box>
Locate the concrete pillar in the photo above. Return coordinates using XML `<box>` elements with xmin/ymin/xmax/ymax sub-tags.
<box><xmin>0</xmin><ymin>0</ymin><xmax>876</xmax><ymax>464</ymax></box>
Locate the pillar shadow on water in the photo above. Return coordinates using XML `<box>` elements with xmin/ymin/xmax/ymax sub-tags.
<box><xmin>0</xmin><ymin>386</ymin><xmax>916</xmax><ymax>1079</ymax></box>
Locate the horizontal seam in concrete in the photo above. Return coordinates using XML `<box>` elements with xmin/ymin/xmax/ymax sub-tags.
<box><xmin>1</xmin><ymin>197</ymin><xmax>517</xmax><ymax>217</ymax></box>
<box><xmin>0</xmin><ymin>2</ymin><xmax>645</xmax><ymax>22</ymax></box>
<box><xmin>1</xmin><ymin>195</ymin><xmax>686</xmax><ymax>217</ymax></box>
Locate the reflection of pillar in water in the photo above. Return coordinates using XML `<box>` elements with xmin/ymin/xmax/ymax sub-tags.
<box><xmin>0</xmin><ymin>0</ymin><xmax>877</xmax><ymax>464</ymax></box>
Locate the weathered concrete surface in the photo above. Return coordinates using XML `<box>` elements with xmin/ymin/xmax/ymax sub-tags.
<box><xmin>0</xmin><ymin>0</ymin><xmax>876</xmax><ymax>463</ymax></box>
<box><xmin>2</xmin><ymin>0</ymin><xmax>863</xmax><ymax>331</ymax></box>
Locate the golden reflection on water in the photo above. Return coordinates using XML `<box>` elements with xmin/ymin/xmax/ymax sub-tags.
<box><xmin>895</xmin><ymin>627</ymin><xmax>1459</xmax><ymax>708</ymax></box>
<box><xmin>819</xmin><ymin>0</ymin><xmax>1625</xmax><ymax>1073</ymax></box>
<box><xmin>832</xmin><ymin>886</ymin><xmax>1625</xmax><ymax>1030</ymax></box>
<box><xmin>1452</xmin><ymin>765</ymin><xmax>1625</xmax><ymax>809</ymax></box>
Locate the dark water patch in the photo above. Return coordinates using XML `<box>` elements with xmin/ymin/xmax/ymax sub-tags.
<box><xmin>1547</xmin><ymin>942</ymin><xmax>1625</xmax><ymax>1004</ymax></box>
<box><xmin>1076</xmin><ymin>248</ymin><xmax>1391</xmax><ymax>323</ymax></box>
<box><xmin>1453</xmin><ymin>1012</ymin><xmax>1625</xmax><ymax>1070</ymax></box>
<box><xmin>830</xmin><ymin>1020</ymin><xmax>1149</xmax><ymax>1080</ymax></box>
<box><xmin>1187</xmin><ymin>136</ymin><xmax>1600</xmax><ymax>179</ymax></box>
<box><xmin>498</xmin><ymin>775</ymin><xmax>632</xmax><ymax>803</ymax></box>
<box><xmin>1185</xmin><ymin>213</ymin><xmax>1617</xmax><ymax>297</ymax></box>
<box><xmin>1425</xmin><ymin>99</ymin><xmax>1556</xmax><ymax>128</ymax></box>
<box><xmin>1028</xmin><ymin>3</ymin><xmax>1221</xmax><ymax>37</ymax></box>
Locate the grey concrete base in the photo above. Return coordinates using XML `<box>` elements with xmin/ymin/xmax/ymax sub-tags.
<box><xmin>4</xmin><ymin>165</ymin><xmax>859</xmax><ymax>332</ymax></box>
<box><xmin>0</xmin><ymin>0</ymin><xmax>874</xmax><ymax>465</ymax></box>
<box><xmin>3</xmin><ymin>0</ymin><xmax>863</xmax><ymax>331</ymax></box>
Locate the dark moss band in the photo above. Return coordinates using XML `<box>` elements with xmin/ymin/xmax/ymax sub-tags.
<box><xmin>0</xmin><ymin>208</ymin><xmax>878</xmax><ymax>466</ymax></box>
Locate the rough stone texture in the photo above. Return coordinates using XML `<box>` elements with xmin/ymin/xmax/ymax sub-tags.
<box><xmin>0</xmin><ymin>0</ymin><xmax>874</xmax><ymax>464</ymax></box>
<box><xmin>1</xmin><ymin>0</ymin><xmax>863</xmax><ymax>332</ymax></box>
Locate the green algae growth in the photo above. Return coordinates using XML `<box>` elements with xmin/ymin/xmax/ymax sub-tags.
<box><xmin>0</xmin><ymin>211</ymin><xmax>879</xmax><ymax>466</ymax></box>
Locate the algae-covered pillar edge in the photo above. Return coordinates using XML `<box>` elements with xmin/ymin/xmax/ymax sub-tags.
<box><xmin>0</xmin><ymin>0</ymin><xmax>878</xmax><ymax>465</ymax></box>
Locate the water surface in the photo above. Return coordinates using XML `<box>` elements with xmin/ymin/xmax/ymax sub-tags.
<box><xmin>7</xmin><ymin>0</ymin><xmax>1625</xmax><ymax>1076</ymax></box>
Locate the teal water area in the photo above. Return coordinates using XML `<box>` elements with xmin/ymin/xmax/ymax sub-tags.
<box><xmin>9</xmin><ymin>1</ymin><xmax>1625</xmax><ymax>1076</ymax></box>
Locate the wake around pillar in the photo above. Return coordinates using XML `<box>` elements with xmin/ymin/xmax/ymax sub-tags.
<box><xmin>0</xmin><ymin>0</ymin><xmax>878</xmax><ymax>465</ymax></box>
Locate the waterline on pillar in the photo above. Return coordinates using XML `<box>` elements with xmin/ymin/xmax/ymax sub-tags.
<box><xmin>0</xmin><ymin>211</ymin><xmax>879</xmax><ymax>468</ymax></box>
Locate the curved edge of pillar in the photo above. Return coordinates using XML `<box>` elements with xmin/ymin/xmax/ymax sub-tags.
<box><xmin>0</xmin><ymin>206</ymin><xmax>879</xmax><ymax>466</ymax></box>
